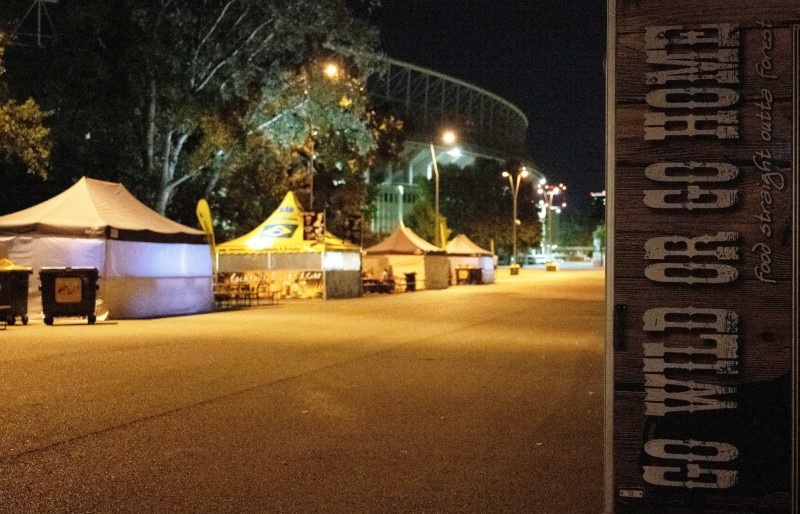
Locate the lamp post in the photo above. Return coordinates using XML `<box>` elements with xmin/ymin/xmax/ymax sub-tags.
<box><xmin>429</xmin><ymin>130</ymin><xmax>457</xmax><ymax>247</ymax></box>
<box><xmin>502</xmin><ymin>166</ymin><xmax>530</xmax><ymax>265</ymax></box>
<box><xmin>537</xmin><ymin>182</ymin><xmax>567</xmax><ymax>260</ymax></box>
<box><xmin>306</xmin><ymin>62</ymin><xmax>341</xmax><ymax>210</ymax></box>
<box><xmin>397</xmin><ymin>184</ymin><xmax>404</xmax><ymax>222</ymax></box>
<box><xmin>306</xmin><ymin>137</ymin><xmax>316</xmax><ymax>210</ymax></box>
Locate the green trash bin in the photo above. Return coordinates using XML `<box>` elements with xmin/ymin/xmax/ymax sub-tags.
<box><xmin>0</xmin><ymin>268</ymin><xmax>33</xmax><ymax>325</ymax></box>
<box><xmin>39</xmin><ymin>267</ymin><xmax>99</xmax><ymax>325</ymax></box>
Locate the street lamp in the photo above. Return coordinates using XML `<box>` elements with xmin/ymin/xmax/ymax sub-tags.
<box><xmin>323</xmin><ymin>62</ymin><xmax>340</xmax><ymax>79</ymax></box>
<box><xmin>537</xmin><ymin>182</ymin><xmax>567</xmax><ymax>260</ymax></box>
<box><xmin>429</xmin><ymin>129</ymin><xmax>457</xmax><ymax>247</ymax></box>
<box><xmin>502</xmin><ymin>166</ymin><xmax>530</xmax><ymax>265</ymax></box>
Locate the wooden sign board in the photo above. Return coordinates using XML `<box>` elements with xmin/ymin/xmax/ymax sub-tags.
<box><xmin>606</xmin><ymin>2</ymin><xmax>799</xmax><ymax>512</ymax></box>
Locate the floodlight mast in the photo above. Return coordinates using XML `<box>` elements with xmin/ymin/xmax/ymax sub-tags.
<box><xmin>16</xmin><ymin>0</ymin><xmax>59</xmax><ymax>47</ymax></box>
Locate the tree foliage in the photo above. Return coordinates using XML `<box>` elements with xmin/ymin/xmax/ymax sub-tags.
<box><xmin>437</xmin><ymin>158</ymin><xmax>540</xmax><ymax>259</ymax></box>
<box><xmin>1</xmin><ymin>0</ymin><xmax>387</xmax><ymax>236</ymax></box>
<box><xmin>0</xmin><ymin>31</ymin><xmax>50</xmax><ymax>179</ymax></box>
<box><xmin>121</xmin><ymin>0</ymin><xmax>381</xmax><ymax>216</ymax></box>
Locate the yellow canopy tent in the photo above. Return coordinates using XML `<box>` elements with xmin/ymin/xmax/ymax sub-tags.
<box><xmin>216</xmin><ymin>192</ymin><xmax>357</xmax><ymax>254</ymax></box>
<box><xmin>215</xmin><ymin>192</ymin><xmax>361</xmax><ymax>299</ymax></box>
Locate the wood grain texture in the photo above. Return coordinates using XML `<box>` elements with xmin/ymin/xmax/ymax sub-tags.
<box><xmin>614</xmin><ymin>102</ymin><xmax>794</xmax><ymax>165</ymax></box>
<box><xmin>615</xmin><ymin>28</ymin><xmax>798</xmax><ymax>103</ymax></box>
<box><xmin>614</xmin><ymin>2</ymin><xmax>800</xmax><ymax>35</ymax></box>
<box><xmin>610</xmin><ymin>3</ymin><xmax>797</xmax><ymax>511</ymax></box>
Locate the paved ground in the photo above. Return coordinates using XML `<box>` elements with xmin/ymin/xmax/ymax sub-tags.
<box><xmin>0</xmin><ymin>267</ymin><xmax>605</xmax><ymax>513</ymax></box>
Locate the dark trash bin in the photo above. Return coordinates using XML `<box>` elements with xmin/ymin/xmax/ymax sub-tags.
<box><xmin>469</xmin><ymin>268</ymin><xmax>483</xmax><ymax>284</ymax></box>
<box><xmin>39</xmin><ymin>267</ymin><xmax>99</xmax><ymax>325</ymax></box>
<box><xmin>404</xmin><ymin>272</ymin><xmax>416</xmax><ymax>292</ymax></box>
<box><xmin>0</xmin><ymin>268</ymin><xmax>32</xmax><ymax>325</ymax></box>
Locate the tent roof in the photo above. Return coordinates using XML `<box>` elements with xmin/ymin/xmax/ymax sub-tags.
<box><xmin>363</xmin><ymin>223</ymin><xmax>444</xmax><ymax>255</ymax></box>
<box><xmin>215</xmin><ymin>192</ymin><xmax>359</xmax><ymax>254</ymax></box>
<box><xmin>0</xmin><ymin>177</ymin><xmax>205</xmax><ymax>243</ymax></box>
<box><xmin>445</xmin><ymin>234</ymin><xmax>492</xmax><ymax>256</ymax></box>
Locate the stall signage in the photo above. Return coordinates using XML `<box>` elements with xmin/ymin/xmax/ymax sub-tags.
<box><xmin>303</xmin><ymin>211</ymin><xmax>325</xmax><ymax>242</ymax></box>
<box><xmin>608</xmin><ymin>2</ymin><xmax>799</xmax><ymax>512</ymax></box>
<box><xmin>343</xmin><ymin>215</ymin><xmax>363</xmax><ymax>244</ymax></box>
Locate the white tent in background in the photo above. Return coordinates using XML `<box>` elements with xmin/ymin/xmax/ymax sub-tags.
<box><xmin>363</xmin><ymin>223</ymin><xmax>449</xmax><ymax>290</ymax></box>
<box><xmin>0</xmin><ymin>177</ymin><xmax>213</xmax><ymax>319</ymax></box>
<box><xmin>445</xmin><ymin>234</ymin><xmax>495</xmax><ymax>284</ymax></box>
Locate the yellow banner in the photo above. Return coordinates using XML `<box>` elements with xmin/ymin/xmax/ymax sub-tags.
<box><xmin>196</xmin><ymin>199</ymin><xmax>217</xmax><ymax>274</ymax></box>
<box><xmin>196</xmin><ymin>199</ymin><xmax>216</xmax><ymax>249</ymax></box>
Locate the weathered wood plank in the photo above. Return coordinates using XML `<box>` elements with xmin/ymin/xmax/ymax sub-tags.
<box><xmin>616</xmin><ymin>28</ymin><xmax>797</xmax><ymax>103</ymax></box>
<box><xmin>615</xmin><ymin>101</ymin><xmax>794</xmax><ymax>165</ymax></box>
<box><xmin>615</xmin><ymin>2</ymin><xmax>800</xmax><ymax>34</ymax></box>
<box><xmin>610</xmin><ymin>3</ymin><xmax>797</xmax><ymax>511</ymax></box>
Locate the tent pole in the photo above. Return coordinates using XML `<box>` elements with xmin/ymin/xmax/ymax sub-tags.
<box><xmin>322</xmin><ymin>250</ymin><xmax>327</xmax><ymax>300</ymax></box>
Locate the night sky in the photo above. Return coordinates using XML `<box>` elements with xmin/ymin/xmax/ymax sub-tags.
<box><xmin>373</xmin><ymin>0</ymin><xmax>607</xmax><ymax>209</ymax></box>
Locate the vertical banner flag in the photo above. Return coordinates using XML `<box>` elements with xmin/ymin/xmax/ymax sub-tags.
<box><xmin>607</xmin><ymin>3</ymin><xmax>799</xmax><ymax>513</ymax></box>
<box><xmin>343</xmin><ymin>215</ymin><xmax>363</xmax><ymax>245</ymax></box>
<box><xmin>196</xmin><ymin>199</ymin><xmax>217</xmax><ymax>273</ymax></box>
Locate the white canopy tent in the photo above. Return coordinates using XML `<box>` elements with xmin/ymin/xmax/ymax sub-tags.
<box><xmin>363</xmin><ymin>223</ymin><xmax>449</xmax><ymax>290</ymax></box>
<box><xmin>445</xmin><ymin>234</ymin><xmax>495</xmax><ymax>284</ymax></box>
<box><xmin>0</xmin><ymin>177</ymin><xmax>213</xmax><ymax>319</ymax></box>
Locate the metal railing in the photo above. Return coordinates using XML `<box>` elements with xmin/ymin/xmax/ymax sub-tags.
<box><xmin>367</xmin><ymin>56</ymin><xmax>528</xmax><ymax>156</ymax></box>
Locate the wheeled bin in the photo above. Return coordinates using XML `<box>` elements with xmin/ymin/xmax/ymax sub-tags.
<box><xmin>0</xmin><ymin>267</ymin><xmax>33</xmax><ymax>325</ymax></box>
<box><xmin>404</xmin><ymin>272</ymin><xmax>416</xmax><ymax>292</ymax></box>
<box><xmin>39</xmin><ymin>267</ymin><xmax>99</xmax><ymax>325</ymax></box>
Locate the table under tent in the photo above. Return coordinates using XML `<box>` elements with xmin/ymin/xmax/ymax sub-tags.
<box><xmin>0</xmin><ymin>177</ymin><xmax>214</xmax><ymax>319</ymax></box>
<box><xmin>445</xmin><ymin>234</ymin><xmax>496</xmax><ymax>285</ymax></box>
<box><xmin>362</xmin><ymin>223</ymin><xmax>449</xmax><ymax>291</ymax></box>
<box><xmin>215</xmin><ymin>192</ymin><xmax>362</xmax><ymax>300</ymax></box>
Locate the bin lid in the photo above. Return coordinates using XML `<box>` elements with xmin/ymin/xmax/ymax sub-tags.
<box><xmin>0</xmin><ymin>258</ymin><xmax>32</xmax><ymax>271</ymax></box>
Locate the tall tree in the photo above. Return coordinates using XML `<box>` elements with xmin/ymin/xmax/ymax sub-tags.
<box><xmin>438</xmin><ymin>158</ymin><xmax>540</xmax><ymax>259</ymax></box>
<box><xmin>0</xmin><ymin>31</ymin><xmax>50</xmax><ymax>179</ymax></box>
<box><xmin>125</xmin><ymin>0</ymin><xmax>380</xmax><ymax>214</ymax></box>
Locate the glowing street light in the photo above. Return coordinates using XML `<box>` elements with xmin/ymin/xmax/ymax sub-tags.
<box><xmin>323</xmin><ymin>63</ymin><xmax>339</xmax><ymax>79</ymax></box>
<box><xmin>502</xmin><ymin>166</ymin><xmax>530</xmax><ymax>266</ymax></box>
<box><xmin>537</xmin><ymin>182</ymin><xmax>567</xmax><ymax>260</ymax></box>
<box><xmin>307</xmin><ymin>62</ymin><xmax>342</xmax><ymax>210</ymax></box>
<box><xmin>429</xmin><ymin>130</ymin><xmax>458</xmax><ymax>247</ymax></box>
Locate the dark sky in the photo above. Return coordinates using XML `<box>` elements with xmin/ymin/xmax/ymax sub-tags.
<box><xmin>372</xmin><ymin>0</ymin><xmax>607</xmax><ymax>208</ymax></box>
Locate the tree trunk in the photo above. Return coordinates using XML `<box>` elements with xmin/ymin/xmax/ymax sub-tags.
<box><xmin>144</xmin><ymin>78</ymin><xmax>157</xmax><ymax>177</ymax></box>
<box><xmin>155</xmin><ymin>130</ymin><xmax>190</xmax><ymax>214</ymax></box>
<box><xmin>204</xmin><ymin>168</ymin><xmax>222</xmax><ymax>199</ymax></box>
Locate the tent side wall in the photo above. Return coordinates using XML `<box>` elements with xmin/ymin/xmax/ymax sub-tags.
<box><xmin>0</xmin><ymin>235</ymin><xmax>213</xmax><ymax>319</ymax></box>
<box><xmin>479</xmin><ymin>256</ymin><xmax>495</xmax><ymax>284</ymax></box>
<box><xmin>1</xmin><ymin>235</ymin><xmax>105</xmax><ymax>318</ymax></box>
<box><xmin>447</xmin><ymin>256</ymin><xmax>480</xmax><ymax>285</ymax></box>
<box><xmin>102</xmin><ymin>276</ymin><xmax>213</xmax><ymax>318</ymax></box>
<box><xmin>325</xmin><ymin>270</ymin><xmax>361</xmax><ymax>298</ymax></box>
<box><xmin>218</xmin><ymin>252</ymin><xmax>325</xmax><ymax>272</ymax></box>
<box><xmin>423</xmin><ymin>254</ymin><xmax>450</xmax><ymax>289</ymax></box>
<box><xmin>104</xmin><ymin>240</ymin><xmax>213</xmax><ymax>318</ymax></box>
<box><xmin>363</xmin><ymin>253</ymin><xmax>449</xmax><ymax>291</ymax></box>
<box><xmin>218</xmin><ymin>251</ymin><xmax>361</xmax><ymax>299</ymax></box>
<box><xmin>363</xmin><ymin>254</ymin><xmax>423</xmax><ymax>290</ymax></box>
<box><xmin>323</xmin><ymin>251</ymin><xmax>361</xmax><ymax>299</ymax></box>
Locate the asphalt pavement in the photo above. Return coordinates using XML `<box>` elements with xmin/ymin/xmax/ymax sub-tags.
<box><xmin>0</xmin><ymin>267</ymin><xmax>605</xmax><ymax>513</ymax></box>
